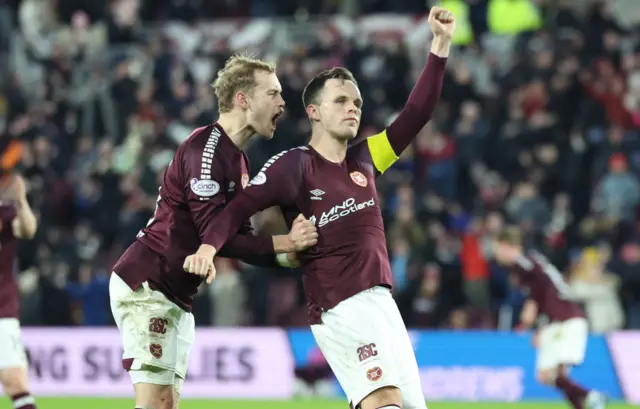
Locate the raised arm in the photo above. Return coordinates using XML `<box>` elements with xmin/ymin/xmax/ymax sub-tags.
<box><xmin>8</xmin><ymin>175</ymin><xmax>37</xmax><ymax>239</ymax></box>
<box><xmin>366</xmin><ymin>8</ymin><xmax>453</xmax><ymax>175</ymax></box>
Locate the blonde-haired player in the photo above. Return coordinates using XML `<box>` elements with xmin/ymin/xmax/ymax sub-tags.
<box><xmin>110</xmin><ymin>54</ymin><xmax>317</xmax><ymax>409</ymax></box>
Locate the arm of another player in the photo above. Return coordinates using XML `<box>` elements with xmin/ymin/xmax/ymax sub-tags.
<box><xmin>219</xmin><ymin>214</ymin><xmax>315</xmax><ymax>268</ymax></box>
<box><xmin>183</xmin><ymin>145</ymin><xmax>312</xmax><ymax>279</ymax></box>
<box><xmin>9</xmin><ymin>175</ymin><xmax>37</xmax><ymax>239</ymax></box>
<box><xmin>365</xmin><ymin>7</ymin><xmax>453</xmax><ymax>175</ymax></box>
<box><xmin>516</xmin><ymin>298</ymin><xmax>539</xmax><ymax>331</ymax></box>
<box><xmin>186</xmin><ymin>150</ymin><xmax>315</xmax><ymax>280</ymax></box>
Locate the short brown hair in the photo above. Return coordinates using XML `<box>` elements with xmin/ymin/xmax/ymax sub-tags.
<box><xmin>212</xmin><ymin>54</ymin><xmax>276</xmax><ymax>113</ymax></box>
<box><xmin>496</xmin><ymin>226</ymin><xmax>523</xmax><ymax>246</ymax></box>
<box><xmin>302</xmin><ymin>67</ymin><xmax>358</xmax><ymax>108</ymax></box>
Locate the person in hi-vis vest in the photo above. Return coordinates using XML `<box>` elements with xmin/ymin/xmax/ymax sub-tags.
<box><xmin>438</xmin><ymin>0</ymin><xmax>473</xmax><ymax>45</ymax></box>
<box><xmin>488</xmin><ymin>0</ymin><xmax>542</xmax><ymax>35</ymax></box>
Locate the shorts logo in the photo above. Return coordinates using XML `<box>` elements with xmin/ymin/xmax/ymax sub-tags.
<box><xmin>190</xmin><ymin>178</ymin><xmax>220</xmax><ymax>197</ymax></box>
<box><xmin>241</xmin><ymin>174</ymin><xmax>249</xmax><ymax>188</ymax></box>
<box><xmin>150</xmin><ymin>343</ymin><xmax>163</xmax><ymax>359</ymax></box>
<box><xmin>366</xmin><ymin>366</ymin><xmax>382</xmax><ymax>382</ymax></box>
<box><xmin>350</xmin><ymin>171</ymin><xmax>367</xmax><ymax>187</ymax></box>
<box><xmin>149</xmin><ymin>317</ymin><xmax>168</xmax><ymax>334</ymax></box>
<box><xmin>250</xmin><ymin>171</ymin><xmax>267</xmax><ymax>186</ymax></box>
<box><xmin>357</xmin><ymin>343</ymin><xmax>378</xmax><ymax>362</ymax></box>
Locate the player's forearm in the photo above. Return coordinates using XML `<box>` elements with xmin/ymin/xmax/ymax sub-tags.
<box><xmin>272</xmin><ymin>235</ymin><xmax>296</xmax><ymax>254</ymax></box>
<box><xmin>201</xmin><ymin>201</ymin><xmax>255</xmax><ymax>252</ymax></box>
<box><xmin>519</xmin><ymin>299</ymin><xmax>538</xmax><ymax>328</ymax></box>
<box><xmin>430</xmin><ymin>34</ymin><xmax>451</xmax><ymax>58</ymax></box>
<box><xmin>386</xmin><ymin>51</ymin><xmax>447</xmax><ymax>155</ymax></box>
<box><xmin>217</xmin><ymin>233</ymin><xmax>282</xmax><ymax>268</ymax></box>
<box><xmin>14</xmin><ymin>197</ymin><xmax>37</xmax><ymax>239</ymax></box>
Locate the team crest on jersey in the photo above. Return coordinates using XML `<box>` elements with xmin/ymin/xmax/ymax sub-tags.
<box><xmin>190</xmin><ymin>178</ymin><xmax>220</xmax><ymax>197</ymax></box>
<box><xmin>366</xmin><ymin>367</ymin><xmax>382</xmax><ymax>382</ymax></box>
<box><xmin>350</xmin><ymin>171</ymin><xmax>367</xmax><ymax>187</ymax></box>
<box><xmin>150</xmin><ymin>343</ymin><xmax>163</xmax><ymax>359</ymax></box>
<box><xmin>241</xmin><ymin>174</ymin><xmax>249</xmax><ymax>188</ymax></box>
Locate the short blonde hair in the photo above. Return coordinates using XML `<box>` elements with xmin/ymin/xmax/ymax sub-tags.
<box><xmin>212</xmin><ymin>54</ymin><xmax>276</xmax><ymax>113</ymax></box>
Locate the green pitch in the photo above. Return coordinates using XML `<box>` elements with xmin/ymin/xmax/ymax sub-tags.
<box><xmin>2</xmin><ymin>399</ymin><xmax>632</xmax><ymax>409</ymax></box>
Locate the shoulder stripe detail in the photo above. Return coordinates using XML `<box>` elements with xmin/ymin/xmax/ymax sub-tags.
<box><xmin>249</xmin><ymin>146</ymin><xmax>305</xmax><ymax>186</ymax></box>
<box><xmin>515</xmin><ymin>255</ymin><xmax>534</xmax><ymax>270</ymax></box>
<box><xmin>200</xmin><ymin>126</ymin><xmax>221</xmax><ymax>181</ymax></box>
<box><xmin>367</xmin><ymin>130</ymin><xmax>398</xmax><ymax>174</ymax></box>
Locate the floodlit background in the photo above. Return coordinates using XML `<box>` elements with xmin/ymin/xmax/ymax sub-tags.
<box><xmin>1</xmin><ymin>0</ymin><xmax>640</xmax><ymax>407</ymax></box>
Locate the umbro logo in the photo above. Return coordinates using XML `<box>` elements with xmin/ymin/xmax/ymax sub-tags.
<box><xmin>310</xmin><ymin>189</ymin><xmax>325</xmax><ymax>200</ymax></box>
<box><xmin>228</xmin><ymin>181</ymin><xmax>235</xmax><ymax>191</ymax></box>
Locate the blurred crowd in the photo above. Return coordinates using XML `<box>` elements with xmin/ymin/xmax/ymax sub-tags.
<box><xmin>1</xmin><ymin>0</ymin><xmax>640</xmax><ymax>332</ymax></box>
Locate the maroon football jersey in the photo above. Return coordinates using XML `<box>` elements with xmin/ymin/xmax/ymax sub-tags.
<box><xmin>0</xmin><ymin>203</ymin><xmax>18</xmax><ymax>318</ymax></box>
<box><xmin>512</xmin><ymin>251</ymin><xmax>584</xmax><ymax>322</ymax></box>
<box><xmin>202</xmin><ymin>53</ymin><xmax>448</xmax><ymax>323</ymax></box>
<box><xmin>113</xmin><ymin>124</ymin><xmax>279</xmax><ymax>311</ymax></box>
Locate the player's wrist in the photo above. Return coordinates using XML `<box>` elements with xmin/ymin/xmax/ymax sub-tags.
<box><xmin>196</xmin><ymin>244</ymin><xmax>217</xmax><ymax>260</ymax></box>
<box><xmin>430</xmin><ymin>35</ymin><xmax>451</xmax><ymax>58</ymax></box>
<box><xmin>276</xmin><ymin>252</ymin><xmax>300</xmax><ymax>268</ymax></box>
<box><xmin>273</xmin><ymin>235</ymin><xmax>297</xmax><ymax>253</ymax></box>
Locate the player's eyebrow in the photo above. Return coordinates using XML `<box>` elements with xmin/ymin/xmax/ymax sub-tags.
<box><xmin>334</xmin><ymin>95</ymin><xmax>363</xmax><ymax>107</ymax></box>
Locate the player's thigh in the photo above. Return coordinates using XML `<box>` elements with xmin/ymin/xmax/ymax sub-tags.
<box><xmin>110</xmin><ymin>273</ymin><xmax>189</xmax><ymax>374</ymax></box>
<box><xmin>380</xmin><ymin>291</ymin><xmax>425</xmax><ymax>409</ymax></box>
<box><xmin>0</xmin><ymin>318</ymin><xmax>29</xmax><ymax>392</ymax></box>
<box><xmin>536</xmin><ymin>322</ymin><xmax>564</xmax><ymax>372</ymax></box>
<box><xmin>311</xmin><ymin>289</ymin><xmax>401</xmax><ymax>408</ymax></box>
<box><xmin>558</xmin><ymin>318</ymin><xmax>588</xmax><ymax>366</ymax></box>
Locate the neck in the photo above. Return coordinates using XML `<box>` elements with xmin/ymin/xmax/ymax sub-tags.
<box><xmin>309</xmin><ymin>127</ymin><xmax>349</xmax><ymax>163</ymax></box>
<box><xmin>217</xmin><ymin>111</ymin><xmax>255</xmax><ymax>151</ymax></box>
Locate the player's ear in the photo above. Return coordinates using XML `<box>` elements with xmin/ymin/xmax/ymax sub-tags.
<box><xmin>235</xmin><ymin>91</ymin><xmax>249</xmax><ymax>109</ymax></box>
<box><xmin>306</xmin><ymin>104</ymin><xmax>320</xmax><ymax>122</ymax></box>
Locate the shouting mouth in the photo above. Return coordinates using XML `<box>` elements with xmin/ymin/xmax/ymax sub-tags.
<box><xmin>271</xmin><ymin>112</ymin><xmax>283</xmax><ymax>128</ymax></box>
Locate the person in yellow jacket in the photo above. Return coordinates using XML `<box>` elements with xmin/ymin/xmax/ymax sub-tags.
<box><xmin>488</xmin><ymin>0</ymin><xmax>543</xmax><ymax>35</ymax></box>
<box><xmin>438</xmin><ymin>0</ymin><xmax>473</xmax><ymax>45</ymax></box>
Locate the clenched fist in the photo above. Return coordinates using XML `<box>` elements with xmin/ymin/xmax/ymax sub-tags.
<box><xmin>428</xmin><ymin>6</ymin><xmax>456</xmax><ymax>39</ymax></box>
<box><xmin>289</xmin><ymin>214</ymin><xmax>318</xmax><ymax>251</ymax></box>
<box><xmin>183</xmin><ymin>245</ymin><xmax>216</xmax><ymax>284</ymax></box>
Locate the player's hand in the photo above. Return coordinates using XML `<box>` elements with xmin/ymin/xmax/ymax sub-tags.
<box><xmin>428</xmin><ymin>6</ymin><xmax>456</xmax><ymax>39</ymax></box>
<box><xmin>183</xmin><ymin>245</ymin><xmax>217</xmax><ymax>284</ymax></box>
<box><xmin>288</xmin><ymin>214</ymin><xmax>318</xmax><ymax>251</ymax></box>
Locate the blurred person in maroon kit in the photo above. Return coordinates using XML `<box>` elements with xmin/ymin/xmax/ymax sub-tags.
<box><xmin>0</xmin><ymin>138</ymin><xmax>39</xmax><ymax>409</ymax></box>
<box><xmin>493</xmin><ymin>227</ymin><xmax>607</xmax><ymax>409</ymax></box>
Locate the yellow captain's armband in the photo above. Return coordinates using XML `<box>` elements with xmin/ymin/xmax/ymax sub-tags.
<box><xmin>367</xmin><ymin>130</ymin><xmax>398</xmax><ymax>174</ymax></box>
